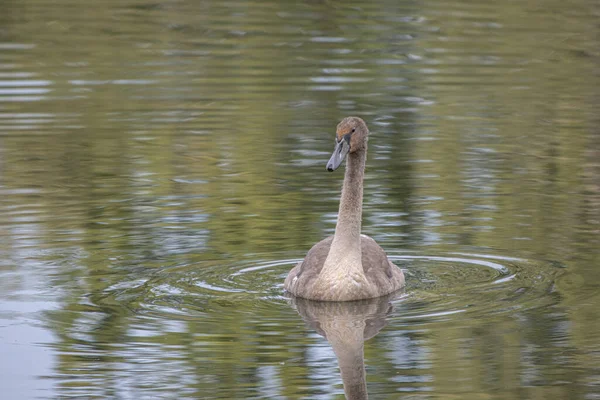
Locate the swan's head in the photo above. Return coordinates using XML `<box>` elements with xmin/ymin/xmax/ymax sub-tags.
<box><xmin>326</xmin><ymin>116</ymin><xmax>369</xmax><ymax>172</ymax></box>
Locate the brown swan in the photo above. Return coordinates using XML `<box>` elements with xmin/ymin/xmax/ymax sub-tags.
<box><xmin>284</xmin><ymin>117</ymin><xmax>405</xmax><ymax>301</ymax></box>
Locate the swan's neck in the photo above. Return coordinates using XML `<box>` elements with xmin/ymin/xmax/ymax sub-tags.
<box><xmin>335</xmin><ymin>149</ymin><xmax>366</xmax><ymax>246</ymax></box>
<box><xmin>324</xmin><ymin>148</ymin><xmax>366</xmax><ymax>270</ymax></box>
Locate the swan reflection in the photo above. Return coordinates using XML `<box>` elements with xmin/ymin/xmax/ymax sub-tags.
<box><xmin>290</xmin><ymin>293</ymin><xmax>402</xmax><ymax>400</ymax></box>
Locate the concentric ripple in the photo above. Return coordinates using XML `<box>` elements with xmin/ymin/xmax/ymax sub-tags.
<box><xmin>104</xmin><ymin>251</ymin><xmax>562</xmax><ymax>324</ymax></box>
<box><xmin>386</xmin><ymin>252</ymin><xmax>562</xmax><ymax>324</ymax></box>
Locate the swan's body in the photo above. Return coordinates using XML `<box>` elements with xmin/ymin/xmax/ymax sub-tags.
<box><xmin>284</xmin><ymin>117</ymin><xmax>405</xmax><ymax>301</ymax></box>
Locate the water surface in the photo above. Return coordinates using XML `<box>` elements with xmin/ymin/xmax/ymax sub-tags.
<box><xmin>1</xmin><ymin>0</ymin><xmax>599</xmax><ymax>398</ymax></box>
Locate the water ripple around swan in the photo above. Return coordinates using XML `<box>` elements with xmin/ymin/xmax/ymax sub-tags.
<box><xmin>104</xmin><ymin>251</ymin><xmax>562</xmax><ymax>325</ymax></box>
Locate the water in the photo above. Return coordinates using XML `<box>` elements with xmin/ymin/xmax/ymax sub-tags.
<box><xmin>1</xmin><ymin>0</ymin><xmax>599</xmax><ymax>398</ymax></box>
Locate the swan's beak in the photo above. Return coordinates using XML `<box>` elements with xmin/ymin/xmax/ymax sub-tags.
<box><xmin>326</xmin><ymin>138</ymin><xmax>350</xmax><ymax>171</ymax></box>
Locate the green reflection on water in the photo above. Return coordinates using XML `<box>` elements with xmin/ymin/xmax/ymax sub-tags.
<box><xmin>0</xmin><ymin>0</ymin><xmax>599</xmax><ymax>398</ymax></box>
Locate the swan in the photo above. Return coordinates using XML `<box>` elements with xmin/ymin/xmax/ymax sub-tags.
<box><xmin>284</xmin><ymin>117</ymin><xmax>405</xmax><ymax>301</ymax></box>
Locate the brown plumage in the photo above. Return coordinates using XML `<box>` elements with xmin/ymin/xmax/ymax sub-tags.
<box><xmin>284</xmin><ymin>117</ymin><xmax>405</xmax><ymax>301</ymax></box>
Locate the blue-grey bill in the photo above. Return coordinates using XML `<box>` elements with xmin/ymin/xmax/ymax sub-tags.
<box><xmin>326</xmin><ymin>139</ymin><xmax>350</xmax><ymax>171</ymax></box>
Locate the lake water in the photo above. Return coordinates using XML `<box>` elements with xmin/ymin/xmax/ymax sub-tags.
<box><xmin>1</xmin><ymin>0</ymin><xmax>599</xmax><ymax>398</ymax></box>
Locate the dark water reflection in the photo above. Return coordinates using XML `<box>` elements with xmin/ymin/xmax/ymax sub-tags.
<box><xmin>1</xmin><ymin>0</ymin><xmax>600</xmax><ymax>398</ymax></box>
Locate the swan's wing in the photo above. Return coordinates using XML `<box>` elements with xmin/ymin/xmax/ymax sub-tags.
<box><xmin>360</xmin><ymin>235</ymin><xmax>393</xmax><ymax>277</ymax></box>
<box><xmin>360</xmin><ymin>235</ymin><xmax>404</xmax><ymax>289</ymax></box>
<box><xmin>284</xmin><ymin>236</ymin><xmax>333</xmax><ymax>292</ymax></box>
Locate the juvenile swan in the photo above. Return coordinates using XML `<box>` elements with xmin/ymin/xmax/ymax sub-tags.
<box><xmin>285</xmin><ymin>117</ymin><xmax>405</xmax><ymax>301</ymax></box>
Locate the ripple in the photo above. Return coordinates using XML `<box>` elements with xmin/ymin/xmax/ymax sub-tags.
<box><xmin>103</xmin><ymin>252</ymin><xmax>560</xmax><ymax>325</ymax></box>
<box><xmin>388</xmin><ymin>252</ymin><xmax>561</xmax><ymax>324</ymax></box>
<box><xmin>310</xmin><ymin>37</ymin><xmax>354</xmax><ymax>43</ymax></box>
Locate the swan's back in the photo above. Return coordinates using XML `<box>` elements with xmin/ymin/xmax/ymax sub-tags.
<box><xmin>284</xmin><ymin>235</ymin><xmax>404</xmax><ymax>301</ymax></box>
